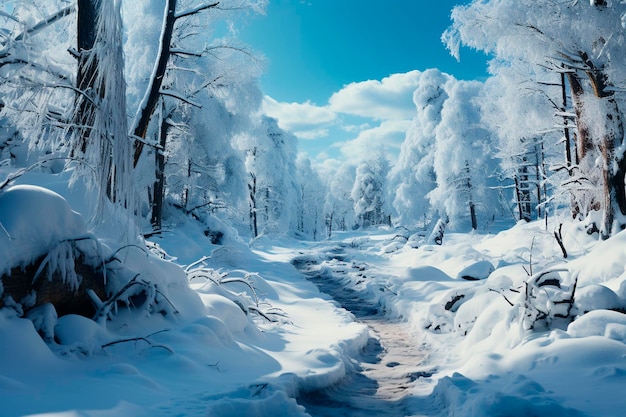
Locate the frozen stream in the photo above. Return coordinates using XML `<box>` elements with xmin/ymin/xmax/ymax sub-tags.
<box><xmin>292</xmin><ymin>246</ymin><xmax>439</xmax><ymax>417</ymax></box>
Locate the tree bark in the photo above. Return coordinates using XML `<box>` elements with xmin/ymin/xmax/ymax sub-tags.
<box><xmin>566</xmin><ymin>72</ymin><xmax>592</xmax><ymax>164</ymax></box>
<box><xmin>249</xmin><ymin>174</ymin><xmax>258</xmax><ymax>238</ymax></box>
<box><xmin>131</xmin><ymin>0</ymin><xmax>220</xmax><ymax>167</ymax></box>
<box><xmin>151</xmin><ymin>100</ymin><xmax>169</xmax><ymax>231</ymax></box>
<box><xmin>599</xmin><ymin>98</ymin><xmax>626</xmax><ymax>239</ymax></box>
<box><xmin>132</xmin><ymin>0</ymin><xmax>177</xmax><ymax>167</ymax></box>
<box><xmin>75</xmin><ymin>0</ymin><xmax>100</xmax><ymax>154</ymax></box>
<box><xmin>578</xmin><ymin>54</ymin><xmax>626</xmax><ymax>238</ymax></box>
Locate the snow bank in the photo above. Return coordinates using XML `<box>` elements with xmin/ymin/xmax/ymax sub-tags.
<box><xmin>0</xmin><ymin>185</ymin><xmax>87</xmax><ymax>275</ymax></box>
<box><xmin>0</xmin><ymin>187</ymin><xmax>369</xmax><ymax>416</ymax></box>
<box><xmin>310</xmin><ymin>222</ymin><xmax>626</xmax><ymax>416</ymax></box>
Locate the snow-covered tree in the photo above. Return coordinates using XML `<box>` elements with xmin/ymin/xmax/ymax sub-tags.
<box><xmin>235</xmin><ymin>116</ymin><xmax>301</xmax><ymax>237</ymax></box>
<box><xmin>444</xmin><ymin>0</ymin><xmax>626</xmax><ymax>238</ymax></box>
<box><xmin>324</xmin><ymin>164</ymin><xmax>356</xmax><ymax>237</ymax></box>
<box><xmin>0</xmin><ymin>2</ymin><xmax>74</xmax><ymax>163</ymax></box>
<box><xmin>429</xmin><ymin>79</ymin><xmax>501</xmax><ymax>230</ymax></box>
<box><xmin>352</xmin><ymin>151</ymin><xmax>391</xmax><ymax>229</ymax></box>
<box><xmin>122</xmin><ymin>0</ymin><xmax>265</xmax><ymax>231</ymax></box>
<box><xmin>71</xmin><ymin>0</ymin><xmax>134</xmax><ymax>213</ymax></box>
<box><xmin>481</xmin><ymin>67</ymin><xmax>561</xmax><ymax>223</ymax></box>
<box><xmin>296</xmin><ymin>155</ymin><xmax>326</xmax><ymax>240</ymax></box>
<box><xmin>390</xmin><ymin>69</ymin><xmax>452</xmax><ymax>227</ymax></box>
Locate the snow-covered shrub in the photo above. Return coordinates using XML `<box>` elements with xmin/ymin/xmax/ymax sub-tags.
<box><xmin>573</xmin><ymin>285</ymin><xmax>624</xmax><ymax>316</ymax></box>
<box><xmin>186</xmin><ymin>260</ymin><xmax>286</xmax><ymax>324</ymax></box>
<box><xmin>519</xmin><ymin>269</ymin><xmax>578</xmax><ymax>331</ymax></box>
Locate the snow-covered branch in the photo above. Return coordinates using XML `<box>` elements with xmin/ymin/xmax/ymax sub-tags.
<box><xmin>159</xmin><ymin>90</ymin><xmax>203</xmax><ymax>108</ymax></box>
<box><xmin>14</xmin><ymin>5</ymin><xmax>75</xmax><ymax>43</ymax></box>
<box><xmin>174</xmin><ymin>2</ymin><xmax>220</xmax><ymax>20</ymax></box>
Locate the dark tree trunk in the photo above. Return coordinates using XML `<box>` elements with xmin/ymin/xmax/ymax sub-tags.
<box><xmin>560</xmin><ymin>71</ymin><xmax>573</xmax><ymax>168</ymax></box>
<box><xmin>75</xmin><ymin>0</ymin><xmax>100</xmax><ymax>154</ymax></box>
<box><xmin>249</xmin><ymin>173</ymin><xmax>258</xmax><ymax>238</ymax></box>
<box><xmin>131</xmin><ymin>0</ymin><xmax>220</xmax><ymax>167</ymax></box>
<box><xmin>518</xmin><ymin>158</ymin><xmax>531</xmax><ymax>221</ymax></box>
<box><xmin>182</xmin><ymin>158</ymin><xmax>191</xmax><ymax>211</ymax></box>
<box><xmin>132</xmin><ymin>0</ymin><xmax>177</xmax><ymax>167</ymax></box>
<box><xmin>151</xmin><ymin>101</ymin><xmax>169</xmax><ymax>231</ymax></box>
<box><xmin>465</xmin><ymin>162</ymin><xmax>478</xmax><ymax>230</ymax></box>
<box><xmin>326</xmin><ymin>212</ymin><xmax>333</xmax><ymax>239</ymax></box>
<box><xmin>567</xmin><ymin>73</ymin><xmax>593</xmax><ymax>164</ymax></box>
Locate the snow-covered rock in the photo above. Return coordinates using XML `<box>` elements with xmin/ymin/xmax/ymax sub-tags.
<box><xmin>574</xmin><ymin>285</ymin><xmax>624</xmax><ymax>315</ymax></box>
<box><xmin>568</xmin><ymin>309</ymin><xmax>626</xmax><ymax>342</ymax></box>
<box><xmin>456</xmin><ymin>260</ymin><xmax>495</xmax><ymax>281</ymax></box>
<box><xmin>0</xmin><ymin>185</ymin><xmax>86</xmax><ymax>275</ymax></box>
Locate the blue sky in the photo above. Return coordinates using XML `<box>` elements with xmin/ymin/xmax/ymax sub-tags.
<box><xmin>238</xmin><ymin>0</ymin><xmax>489</xmax><ymax>168</ymax></box>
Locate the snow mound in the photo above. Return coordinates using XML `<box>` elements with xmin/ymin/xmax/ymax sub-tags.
<box><xmin>568</xmin><ymin>309</ymin><xmax>626</xmax><ymax>342</ymax></box>
<box><xmin>574</xmin><ymin>284</ymin><xmax>624</xmax><ymax>315</ymax></box>
<box><xmin>0</xmin><ymin>185</ymin><xmax>86</xmax><ymax>275</ymax></box>
<box><xmin>456</xmin><ymin>260</ymin><xmax>495</xmax><ymax>280</ymax></box>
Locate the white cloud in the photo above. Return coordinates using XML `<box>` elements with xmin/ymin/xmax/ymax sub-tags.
<box><xmin>261</xmin><ymin>71</ymin><xmax>428</xmax><ymax>164</ymax></box>
<box><xmin>329</xmin><ymin>70</ymin><xmax>423</xmax><ymax>120</ymax></box>
<box><xmin>294</xmin><ymin>128</ymin><xmax>330</xmax><ymax>140</ymax></box>
<box><xmin>312</xmin><ymin>156</ymin><xmax>344</xmax><ymax>180</ymax></box>
<box><xmin>341</xmin><ymin>123</ymin><xmax>371</xmax><ymax>133</ymax></box>
<box><xmin>337</xmin><ymin>120</ymin><xmax>412</xmax><ymax>163</ymax></box>
<box><xmin>262</xmin><ymin>96</ymin><xmax>337</xmax><ymax>136</ymax></box>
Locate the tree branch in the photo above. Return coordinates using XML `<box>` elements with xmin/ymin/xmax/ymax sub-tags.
<box><xmin>159</xmin><ymin>90</ymin><xmax>202</xmax><ymax>108</ymax></box>
<box><xmin>14</xmin><ymin>6</ymin><xmax>75</xmax><ymax>43</ymax></box>
<box><xmin>174</xmin><ymin>2</ymin><xmax>220</xmax><ymax>20</ymax></box>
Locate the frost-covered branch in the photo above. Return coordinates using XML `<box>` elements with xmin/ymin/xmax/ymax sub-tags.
<box><xmin>170</xmin><ymin>48</ymin><xmax>203</xmax><ymax>57</ymax></box>
<box><xmin>93</xmin><ymin>274</ymin><xmax>179</xmax><ymax>322</ymax></box>
<box><xmin>159</xmin><ymin>90</ymin><xmax>202</xmax><ymax>108</ymax></box>
<box><xmin>101</xmin><ymin>329</ymin><xmax>173</xmax><ymax>354</ymax></box>
<box><xmin>174</xmin><ymin>2</ymin><xmax>220</xmax><ymax>20</ymax></box>
<box><xmin>13</xmin><ymin>6</ymin><xmax>75</xmax><ymax>43</ymax></box>
<box><xmin>0</xmin><ymin>157</ymin><xmax>90</xmax><ymax>191</ymax></box>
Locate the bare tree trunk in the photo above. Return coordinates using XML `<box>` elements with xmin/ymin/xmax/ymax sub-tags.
<box><xmin>151</xmin><ymin>100</ymin><xmax>169</xmax><ymax>231</ymax></box>
<box><xmin>326</xmin><ymin>212</ymin><xmax>333</xmax><ymax>239</ymax></box>
<box><xmin>465</xmin><ymin>161</ymin><xmax>478</xmax><ymax>230</ymax></box>
<box><xmin>177</xmin><ymin>158</ymin><xmax>191</xmax><ymax>212</ymax></box>
<box><xmin>518</xmin><ymin>157</ymin><xmax>531</xmax><ymax>221</ymax></box>
<box><xmin>514</xmin><ymin>175</ymin><xmax>523</xmax><ymax>221</ymax></box>
<box><xmin>560</xmin><ymin>71</ymin><xmax>573</xmax><ymax>168</ymax></box>
<box><xmin>249</xmin><ymin>173</ymin><xmax>258</xmax><ymax>238</ymax></box>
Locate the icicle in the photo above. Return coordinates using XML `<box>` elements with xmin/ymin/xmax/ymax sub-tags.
<box><xmin>70</xmin><ymin>0</ymin><xmax>135</xmax><ymax>240</ymax></box>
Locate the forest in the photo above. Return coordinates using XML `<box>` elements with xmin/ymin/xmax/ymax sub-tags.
<box><xmin>2</xmin><ymin>1</ymin><xmax>625</xmax><ymax>243</ymax></box>
<box><xmin>1</xmin><ymin>1</ymin><xmax>626</xmax><ymax>416</ymax></box>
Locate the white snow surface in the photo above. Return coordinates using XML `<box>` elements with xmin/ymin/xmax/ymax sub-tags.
<box><xmin>1</xmin><ymin>178</ymin><xmax>626</xmax><ymax>416</ymax></box>
<box><xmin>0</xmin><ymin>185</ymin><xmax>87</xmax><ymax>276</ymax></box>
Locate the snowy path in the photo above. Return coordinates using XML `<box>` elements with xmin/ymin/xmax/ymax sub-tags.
<box><xmin>292</xmin><ymin>245</ymin><xmax>440</xmax><ymax>417</ymax></box>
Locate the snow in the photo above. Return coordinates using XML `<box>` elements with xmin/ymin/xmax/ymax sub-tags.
<box><xmin>1</xmin><ymin>177</ymin><xmax>626</xmax><ymax>416</ymax></box>
<box><xmin>0</xmin><ymin>185</ymin><xmax>87</xmax><ymax>276</ymax></box>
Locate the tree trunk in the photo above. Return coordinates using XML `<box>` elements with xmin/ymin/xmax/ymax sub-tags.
<box><xmin>561</xmin><ymin>71</ymin><xmax>573</xmax><ymax>168</ymax></box>
<box><xmin>566</xmin><ymin>73</ymin><xmax>592</xmax><ymax>164</ymax></box>
<box><xmin>151</xmin><ymin>100</ymin><xmax>169</xmax><ymax>231</ymax></box>
<box><xmin>465</xmin><ymin>161</ymin><xmax>478</xmax><ymax>230</ymax></box>
<box><xmin>75</xmin><ymin>0</ymin><xmax>100</xmax><ymax>154</ymax></box>
<box><xmin>249</xmin><ymin>173</ymin><xmax>258</xmax><ymax>238</ymax></box>
<box><xmin>132</xmin><ymin>0</ymin><xmax>177</xmax><ymax>167</ymax></box>
<box><xmin>514</xmin><ymin>175</ymin><xmax>523</xmax><ymax>221</ymax></box>
<box><xmin>599</xmin><ymin>97</ymin><xmax>626</xmax><ymax>239</ymax></box>
<box><xmin>326</xmin><ymin>212</ymin><xmax>333</xmax><ymax>239</ymax></box>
